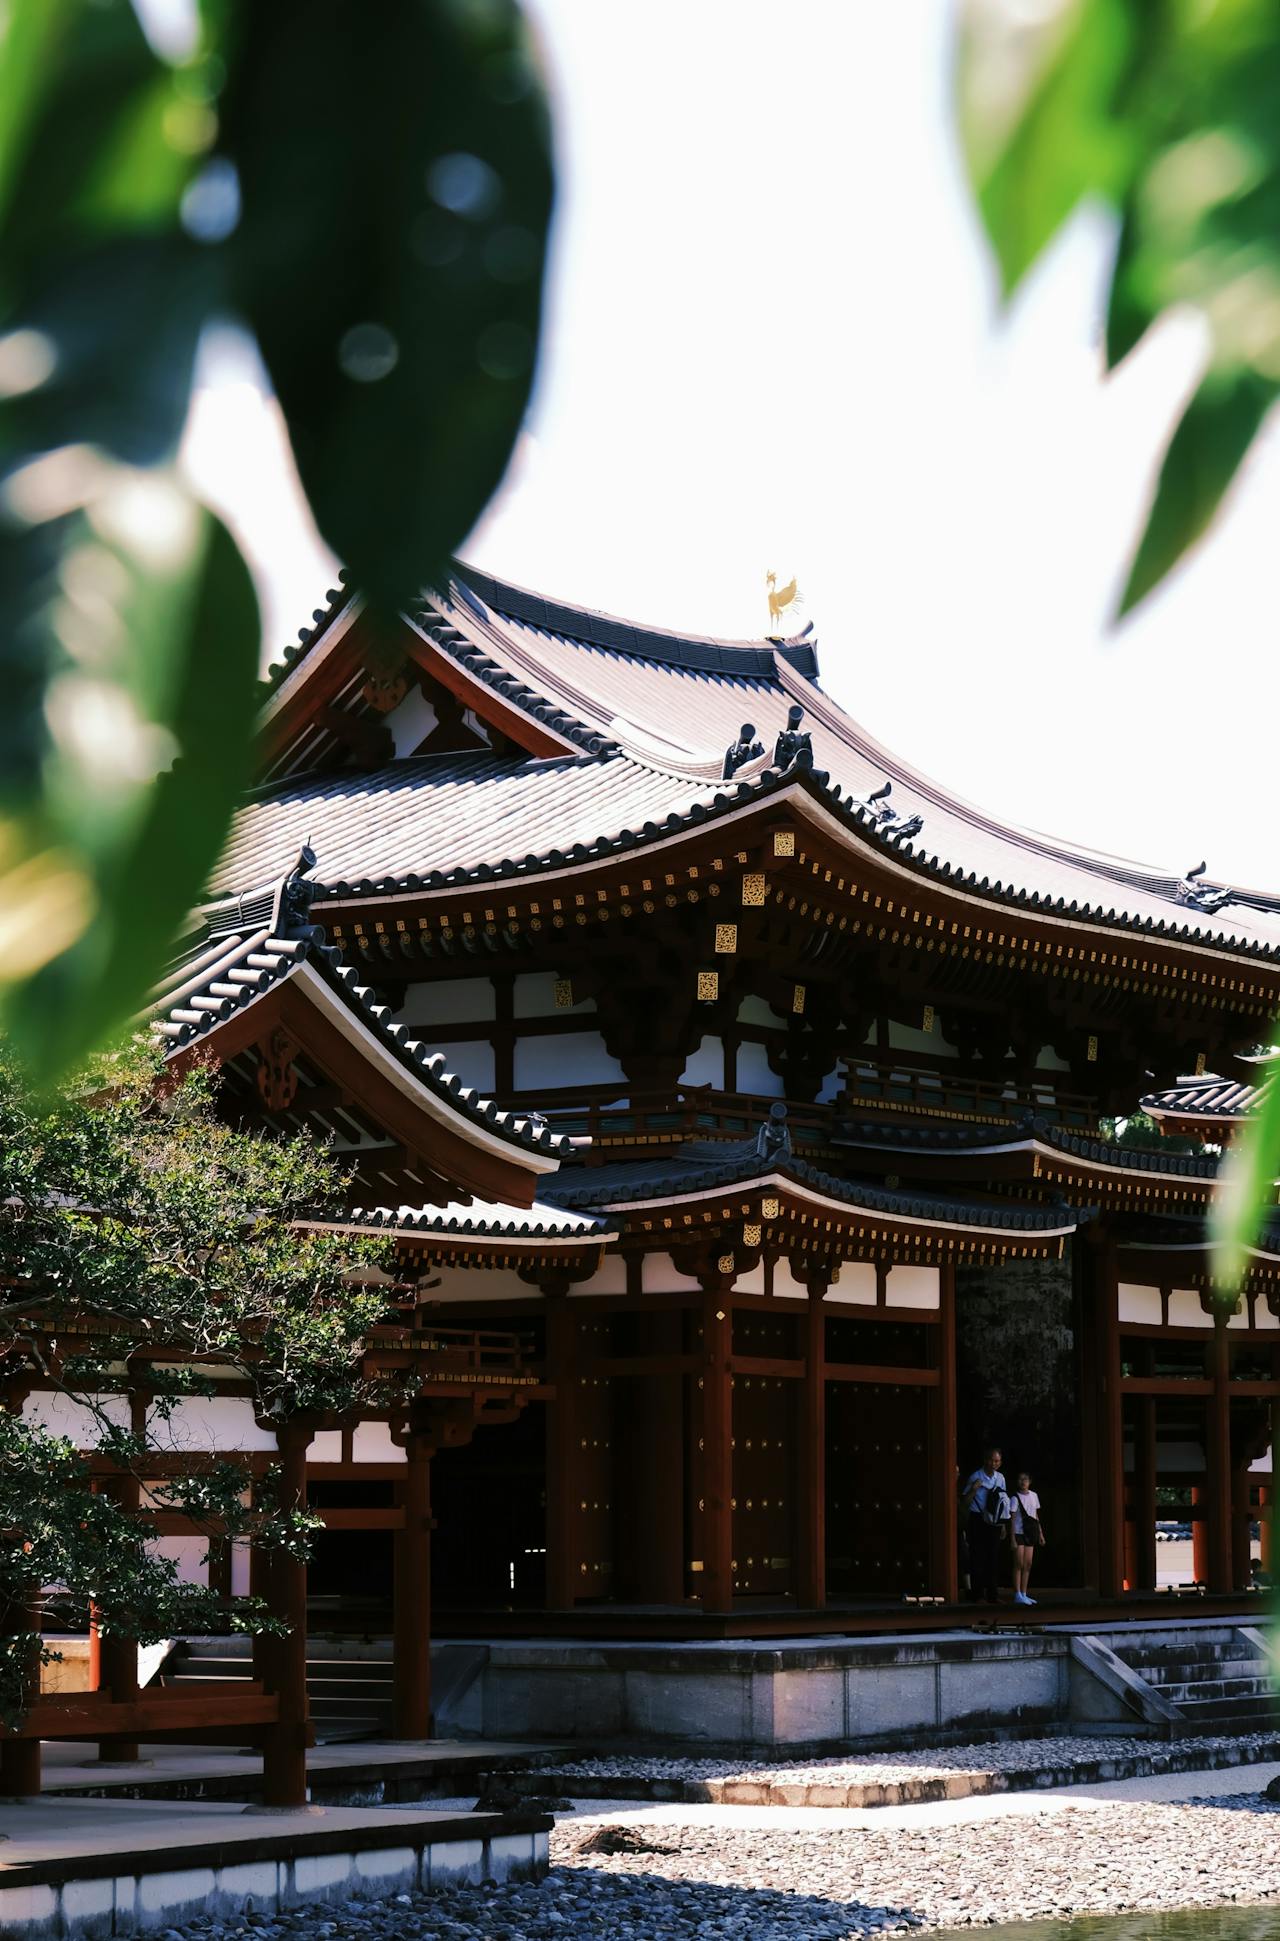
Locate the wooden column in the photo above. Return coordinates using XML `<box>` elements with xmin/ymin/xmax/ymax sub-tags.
<box><xmin>932</xmin><ymin>1260</ymin><xmax>959</xmax><ymax>1604</ymax></box>
<box><xmin>261</xmin><ymin>1421</ymin><xmax>311</xmax><ymax>1809</ymax></box>
<box><xmin>1095</xmin><ymin>1235</ymin><xmax>1125</xmax><ymax>1599</ymax></box>
<box><xmin>1207</xmin><ymin>1313</ymin><xmax>1233</xmax><ymax>1595</ymax></box>
<box><xmin>797</xmin><ymin>1275</ymin><xmax>827</xmax><ymax>1610</ymax></box>
<box><xmin>698</xmin><ymin>1280</ymin><xmax>735</xmax><ymax>1614</ymax></box>
<box><xmin>392</xmin><ymin>1434</ymin><xmax>433</xmax><ymax>1739</ymax></box>
<box><xmin>543</xmin><ymin>1286</ymin><xmax>579</xmax><ymax>1611</ymax></box>
<box><xmin>97</xmin><ymin>1472</ymin><xmax>141</xmax><ymax>1763</ymax></box>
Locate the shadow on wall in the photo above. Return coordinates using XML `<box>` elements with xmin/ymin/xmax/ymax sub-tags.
<box><xmin>956</xmin><ymin>1249</ymin><xmax>1081</xmax><ymax>1586</ymax></box>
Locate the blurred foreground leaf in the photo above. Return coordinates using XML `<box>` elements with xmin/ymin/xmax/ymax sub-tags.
<box><xmin>1211</xmin><ymin>1062</ymin><xmax>1280</xmax><ymax>1292</ymax></box>
<box><xmin>0</xmin><ymin>0</ymin><xmax>553</xmax><ymax>1078</ymax></box>
<box><xmin>958</xmin><ymin>0</ymin><xmax>1280</xmax><ymax>614</ymax></box>
<box><xmin>0</xmin><ymin>471</ymin><xmax>259</xmax><ymax>1076</ymax></box>
<box><xmin>223</xmin><ymin>0</ymin><xmax>554</xmax><ymax>616</ymax></box>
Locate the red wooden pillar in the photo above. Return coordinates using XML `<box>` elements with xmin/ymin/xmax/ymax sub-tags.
<box><xmin>932</xmin><ymin>1260</ymin><xmax>959</xmax><ymax>1604</ymax></box>
<box><xmin>392</xmin><ymin>1434</ymin><xmax>433</xmax><ymax>1739</ymax></box>
<box><xmin>262</xmin><ymin>1422</ymin><xmax>311</xmax><ymax>1808</ymax></box>
<box><xmin>797</xmin><ymin>1276</ymin><xmax>827</xmax><ymax>1610</ymax></box>
<box><xmin>1095</xmin><ymin>1236</ymin><xmax>1126</xmax><ymax>1598</ymax></box>
<box><xmin>1207</xmin><ymin>1313</ymin><xmax>1233</xmax><ymax>1594</ymax></box>
<box><xmin>698</xmin><ymin>1281</ymin><xmax>735</xmax><ymax>1614</ymax></box>
<box><xmin>543</xmin><ymin>1287</ymin><xmax>579</xmax><ymax>1611</ymax></box>
<box><xmin>98</xmin><ymin>1472</ymin><xmax>141</xmax><ymax>1763</ymax></box>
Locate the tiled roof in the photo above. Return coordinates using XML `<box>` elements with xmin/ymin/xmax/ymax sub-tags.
<box><xmin>544</xmin><ymin>1144</ymin><xmax>1077</xmax><ymax>1235</ymax></box>
<box><xmin>403</xmin><ymin>566</ymin><xmax>1280</xmax><ymax>956</ymax></box>
<box><xmin>1141</xmin><ymin>1076</ymin><xmax>1262</xmax><ymax>1123</ymax></box>
<box><xmin>151</xmin><ymin>910</ymin><xmax>570</xmax><ymax>1163</ymax></box>
<box><xmin>261</xmin><ymin>575</ymin><xmax>352</xmax><ymax>691</ymax></box>
<box><xmin>211</xmin><ymin>744</ymin><xmax>1280</xmax><ymax>966</ymax></box>
<box><xmin>318</xmin><ymin>1194</ymin><xmax>612</xmax><ymax>1239</ymax></box>
<box><xmin>212</xmin><ymin>751</ymin><xmax>727</xmax><ymax>898</ymax></box>
<box><xmin>835</xmin><ymin>1116</ymin><xmax>1221</xmax><ymax>1180</ymax></box>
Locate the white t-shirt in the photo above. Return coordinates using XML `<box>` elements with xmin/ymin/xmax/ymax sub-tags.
<box><xmin>1011</xmin><ymin>1489</ymin><xmax>1041</xmax><ymax>1539</ymax></box>
<box><xmin>965</xmin><ymin>1469</ymin><xmax>1010</xmax><ymax>1519</ymax></box>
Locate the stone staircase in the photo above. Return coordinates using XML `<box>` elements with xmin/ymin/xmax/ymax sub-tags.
<box><xmin>165</xmin><ymin>1637</ymin><xmax>393</xmax><ymax>1741</ymax></box>
<box><xmin>1113</xmin><ymin>1626</ymin><xmax>1278</xmax><ymax>1736</ymax></box>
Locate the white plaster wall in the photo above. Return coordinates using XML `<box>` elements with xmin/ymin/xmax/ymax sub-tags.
<box><xmin>514</xmin><ymin>1031</ymin><xmax>624</xmax><ymax>1090</ymax></box>
<box><xmin>426</xmin><ymin>1265</ymin><xmax>542</xmax><ymax>1303</ymax></box>
<box><xmin>568</xmin><ymin>1253</ymin><xmax>628</xmax><ymax>1296</ymax></box>
<box><xmin>815</xmin><ymin>1063</ymin><xmax>844</xmax><ymax>1104</ymax></box>
<box><xmin>736</xmin><ymin>996</ymin><xmax>779</xmax><ymax>1028</ymax></box>
<box><xmin>396</xmin><ymin>977</ymin><xmax>495</xmax><ymax>1024</ymax></box>
<box><xmin>150</xmin><ymin>1534</ymin><xmax>207</xmax><ymax>1587</ymax></box>
<box><xmin>681</xmin><ymin>1036</ymin><xmax>725</xmax><ymax>1089</ymax></box>
<box><xmin>1167</xmin><ymin>1288</ymin><xmax>1206</xmax><ymax>1327</ymax></box>
<box><xmin>434</xmin><ymin>1039</ymin><xmax>496</xmax><ymax>1092</ymax></box>
<box><xmin>1036</xmin><ymin>1044</ymin><xmax>1071</xmax><ymax>1072</ymax></box>
<box><xmin>641</xmin><ymin>1251</ymin><xmax>703</xmax><ymax>1291</ymax></box>
<box><xmin>1255</xmin><ymin>1302</ymin><xmax>1280</xmax><ymax>1331</ymax></box>
<box><xmin>352</xmin><ymin>1421</ymin><xmax>405</xmax><ymax>1464</ymax></box>
<box><xmin>22</xmin><ymin>1391</ymin><xmax>130</xmax><ymax>1446</ymax></box>
<box><xmin>734</xmin><ymin>1041</ymin><xmax>784</xmax><ymax>1097</ymax></box>
<box><xmin>888</xmin><ymin>1020</ymin><xmax>959</xmax><ymax>1058</ymax></box>
<box><xmin>310</xmin><ymin>1430</ymin><xmax>344</xmax><ymax>1463</ymax></box>
<box><xmin>146</xmin><ymin>1397</ymin><xmax>278</xmax><ymax>1454</ymax></box>
<box><xmin>885</xmin><ymin>1264</ymin><xmax>939</xmax><ymax>1310</ymax></box>
<box><xmin>231</xmin><ymin>1539</ymin><xmax>251</xmax><ymax>1596</ymax></box>
<box><xmin>514</xmin><ymin>972</ymin><xmax>597</xmax><ymax>1017</ymax></box>
<box><xmin>1118</xmin><ymin>1283</ymin><xmax>1162</xmax><ymax>1326</ymax></box>
<box><xmin>828</xmin><ymin>1261</ymin><xmax>877</xmax><ymax>1307</ymax></box>
<box><xmin>384</xmin><ymin>684</ymin><xmax>438</xmax><ymax>757</ymax></box>
<box><xmin>771</xmin><ymin>1259</ymin><xmax>809</xmax><ymax>1301</ymax></box>
<box><xmin>734</xmin><ymin>1259</ymin><xmax>767</xmax><ymax>1296</ymax></box>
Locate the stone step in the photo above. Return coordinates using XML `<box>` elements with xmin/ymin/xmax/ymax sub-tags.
<box><xmin>1121</xmin><ymin>1639</ymin><xmax>1257</xmax><ymax>1669</ymax></box>
<box><xmin>1163</xmin><ymin>1676</ymin><xmax>1274</xmax><ymax>1703</ymax></box>
<box><xmin>1137</xmin><ymin>1657</ymin><xmax>1267</xmax><ymax>1686</ymax></box>
<box><xmin>1174</xmin><ymin>1693</ymin><xmax>1280</xmax><ymax>1725</ymax></box>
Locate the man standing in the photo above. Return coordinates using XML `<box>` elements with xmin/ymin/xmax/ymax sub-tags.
<box><xmin>962</xmin><ymin>1446</ymin><xmax>1009</xmax><ymax>1604</ymax></box>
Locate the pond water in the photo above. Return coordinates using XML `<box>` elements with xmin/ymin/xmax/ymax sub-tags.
<box><xmin>934</xmin><ymin>1915</ymin><xmax>1280</xmax><ymax>1941</ymax></box>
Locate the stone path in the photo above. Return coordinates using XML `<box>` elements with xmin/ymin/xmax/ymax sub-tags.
<box><xmin>519</xmin><ymin>1730</ymin><xmax>1280</xmax><ymax>1807</ymax></box>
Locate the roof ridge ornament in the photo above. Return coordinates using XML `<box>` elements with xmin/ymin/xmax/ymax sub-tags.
<box><xmin>766</xmin><ymin>569</ymin><xmax>802</xmax><ymax>633</ymax></box>
<box><xmin>854</xmin><ymin>776</ymin><xmax>924</xmax><ymax>844</ymax></box>
<box><xmin>1177</xmin><ymin>860</ymin><xmax>1235</xmax><ymax>915</ymax></box>
<box><xmin>275</xmin><ymin>840</ymin><xmax>321</xmax><ymax>940</ymax></box>
<box><xmin>751</xmin><ymin>1100</ymin><xmax>793</xmax><ymax>1163</ymax></box>
<box><xmin>723</xmin><ymin>721</ymin><xmax>765</xmax><ymax>781</ymax></box>
<box><xmin>772</xmin><ymin>703</ymin><xmax>814</xmax><ymax>773</ymax></box>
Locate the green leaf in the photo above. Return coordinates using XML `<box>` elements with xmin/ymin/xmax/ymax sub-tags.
<box><xmin>0</xmin><ymin>475</ymin><xmax>260</xmax><ymax>1080</ymax></box>
<box><xmin>959</xmin><ymin>0</ymin><xmax>1136</xmax><ymax>299</ymax></box>
<box><xmin>1117</xmin><ymin>367</ymin><xmax>1278</xmax><ymax>614</ymax></box>
<box><xmin>1211</xmin><ymin>1058</ymin><xmax>1280</xmax><ymax>1293</ymax></box>
<box><xmin>221</xmin><ymin>0</ymin><xmax>554</xmax><ymax>613</ymax></box>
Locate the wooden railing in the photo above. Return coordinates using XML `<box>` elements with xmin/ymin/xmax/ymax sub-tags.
<box><xmin>364</xmin><ymin>1322</ymin><xmax>539</xmax><ymax>1383</ymax></box>
<box><xmin>495</xmin><ymin>1068</ymin><xmax>1098</xmax><ymax>1149</ymax></box>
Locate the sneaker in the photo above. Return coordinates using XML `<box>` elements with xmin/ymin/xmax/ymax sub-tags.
<box><xmin>1014</xmin><ymin>1591</ymin><xmax>1030</xmax><ymax>1605</ymax></box>
<box><xmin>1024</xmin><ymin>1595</ymin><xmax>1037</xmax><ymax>1606</ymax></box>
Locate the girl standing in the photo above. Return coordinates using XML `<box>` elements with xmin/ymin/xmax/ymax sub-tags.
<box><xmin>1010</xmin><ymin>1471</ymin><xmax>1044</xmax><ymax>1607</ymax></box>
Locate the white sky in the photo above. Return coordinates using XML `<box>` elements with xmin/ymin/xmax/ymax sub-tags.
<box><xmin>183</xmin><ymin>0</ymin><xmax>1280</xmax><ymax>890</ymax></box>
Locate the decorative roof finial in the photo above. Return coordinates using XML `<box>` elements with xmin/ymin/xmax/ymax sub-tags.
<box><xmin>854</xmin><ymin>777</ymin><xmax>924</xmax><ymax>844</ymax></box>
<box><xmin>772</xmin><ymin>703</ymin><xmax>814</xmax><ymax>772</ymax></box>
<box><xmin>723</xmin><ymin>721</ymin><xmax>764</xmax><ymax>781</ymax></box>
<box><xmin>752</xmin><ymin>1100</ymin><xmax>793</xmax><ymax>1164</ymax></box>
<box><xmin>766</xmin><ymin>569</ymin><xmax>802</xmax><ymax>634</ymax></box>
<box><xmin>277</xmin><ymin>840</ymin><xmax>320</xmax><ymax>939</ymax></box>
<box><xmin>1176</xmin><ymin>861</ymin><xmax>1234</xmax><ymax>915</ymax></box>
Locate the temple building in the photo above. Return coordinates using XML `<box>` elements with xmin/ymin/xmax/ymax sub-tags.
<box><xmin>51</xmin><ymin>557</ymin><xmax>1276</xmax><ymax>1780</ymax></box>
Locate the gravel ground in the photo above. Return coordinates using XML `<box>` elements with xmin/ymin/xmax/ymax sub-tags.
<box><xmin>167</xmin><ymin>1786</ymin><xmax>1280</xmax><ymax>1940</ymax></box>
<box><xmin>527</xmin><ymin>1731</ymin><xmax>1280</xmax><ymax>1790</ymax></box>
